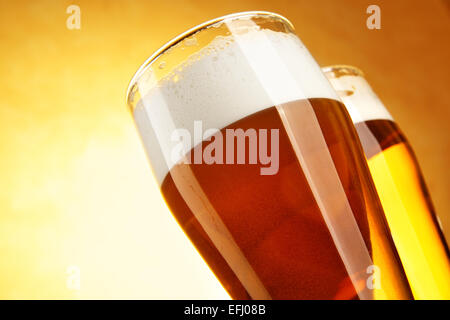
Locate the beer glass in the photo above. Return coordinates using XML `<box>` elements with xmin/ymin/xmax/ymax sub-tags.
<box><xmin>127</xmin><ymin>12</ymin><xmax>412</xmax><ymax>300</ymax></box>
<box><xmin>323</xmin><ymin>65</ymin><xmax>450</xmax><ymax>299</ymax></box>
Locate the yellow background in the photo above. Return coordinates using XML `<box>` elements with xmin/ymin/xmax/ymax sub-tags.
<box><xmin>0</xmin><ymin>0</ymin><xmax>448</xmax><ymax>298</ymax></box>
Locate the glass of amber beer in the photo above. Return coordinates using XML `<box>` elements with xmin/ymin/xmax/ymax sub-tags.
<box><xmin>323</xmin><ymin>65</ymin><xmax>450</xmax><ymax>299</ymax></box>
<box><xmin>127</xmin><ymin>12</ymin><xmax>412</xmax><ymax>300</ymax></box>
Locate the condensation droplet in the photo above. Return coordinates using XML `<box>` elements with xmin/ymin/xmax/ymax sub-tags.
<box><xmin>337</xmin><ymin>90</ymin><xmax>354</xmax><ymax>97</ymax></box>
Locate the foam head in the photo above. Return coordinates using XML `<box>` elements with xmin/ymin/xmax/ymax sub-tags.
<box><xmin>323</xmin><ymin>66</ymin><xmax>393</xmax><ymax>124</ymax></box>
<box><xmin>133</xmin><ymin>24</ymin><xmax>339</xmax><ymax>184</ymax></box>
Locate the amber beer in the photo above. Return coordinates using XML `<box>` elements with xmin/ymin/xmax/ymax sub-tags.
<box><xmin>127</xmin><ymin>12</ymin><xmax>412</xmax><ymax>299</ymax></box>
<box><xmin>323</xmin><ymin>65</ymin><xmax>450</xmax><ymax>299</ymax></box>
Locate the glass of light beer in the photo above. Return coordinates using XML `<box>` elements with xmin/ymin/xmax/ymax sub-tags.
<box><xmin>323</xmin><ymin>65</ymin><xmax>450</xmax><ymax>299</ymax></box>
<box><xmin>127</xmin><ymin>12</ymin><xmax>412</xmax><ymax>299</ymax></box>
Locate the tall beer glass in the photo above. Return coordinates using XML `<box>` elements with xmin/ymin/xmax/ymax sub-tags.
<box><xmin>323</xmin><ymin>65</ymin><xmax>450</xmax><ymax>299</ymax></box>
<box><xmin>127</xmin><ymin>12</ymin><xmax>412</xmax><ymax>300</ymax></box>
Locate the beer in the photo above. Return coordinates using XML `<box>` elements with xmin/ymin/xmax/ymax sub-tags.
<box><xmin>324</xmin><ymin>65</ymin><xmax>450</xmax><ymax>299</ymax></box>
<box><xmin>128</xmin><ymin>12</ymin><xmax>412</xmax><ymax>299</ymax></box>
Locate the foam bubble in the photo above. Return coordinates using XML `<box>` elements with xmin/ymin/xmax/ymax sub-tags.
<box><xmin>134</xmin><ymin>29</ymin><xmax>339</xmax><ymax>184</ymax></box>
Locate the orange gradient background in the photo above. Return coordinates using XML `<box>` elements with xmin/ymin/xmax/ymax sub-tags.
<box><xmin>0</xmin><ymin>0</ymin><xmax>448</xmax><ymax>299</ymax></box>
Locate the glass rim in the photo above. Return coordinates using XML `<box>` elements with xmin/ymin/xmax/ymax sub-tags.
<box><xmin>322</xmin><ymin>65</ymin><xmax>365</xmax><ymax>78</ymax></box>
<box><xmin>126</xmin><ymin>11</ymin><xmax>294</xmax><ymax>107</ymax></box>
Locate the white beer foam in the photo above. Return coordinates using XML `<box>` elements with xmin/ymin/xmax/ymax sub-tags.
<box><xmin>326</xmin><ymin>74</ymin><xmax>393</xmax><ymax>124</ymax></box>
<box><xmin>134</xmin><ymin>29</ymin><xmax>339</xmax><ymax>184</ymax></box>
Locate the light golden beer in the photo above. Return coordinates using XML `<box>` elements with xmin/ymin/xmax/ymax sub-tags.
<box><xmin>127</xmin><ymin>13</ymin><xmax>413</xmax><ymax>299</ymax></box>
<box><xmin>324</xmin><ymin>65</ymin><xmax>450</xmax><ymax>299</ymax></box>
